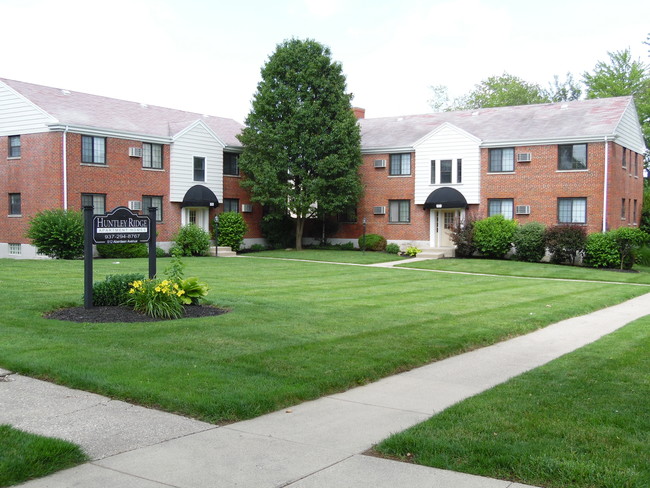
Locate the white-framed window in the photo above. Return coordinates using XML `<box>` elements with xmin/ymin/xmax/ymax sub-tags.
<box><xmin>389</xmin><ymin>153</ymin><xmax>411</xmax><ymax>176</ymax></box>
<box><xmin>223</xmin><ymin>198</ymin><xmax>239</xmax><ymax>213</ymax></box>
<box><xmin>9</xmin><ymin>193</ymin><xmax>21</xmax><ymax>215</ymax></box>
<box><xmin>224</xmin><ymin>153</ymin><xmax>240</xmax><ymax>176</ymax></box>
<box><xmin>81</xmin><ymin>193</ymin><xmax>106</xmax><ymax>215</ymax></box>
<box><xmin>489</xmin><ymin>148</ymin><xmax>514</xmax><ymax>172</ymax></box>
<box><xmin>8</xmin><ymin>243</ymin><xmax>21</xmax><ymax>255</ymax></box>
<box><xmin>389</xmin><ymin>200</ymin><xmax>410</xmax><ymax>223</ymax></box>
<box><xmin>193</xmin><ymin>157</ymin><xmax>205</xmax><ymax>181</ymax></box>
<box><xmin>488</xmin><ymin>198</ymin><xmax>514</xmax><ymax>219</ymax></box>
<box><xmin>8</xmin><ymin>136</ymin><xmax>21</xmax><ymax>158</ymax></box>
<box><xmin>143</xmin><ymin>143</ymin><xmax>163</xmax><ymax>169</ymax></box>
<box><xmin>142</xmin><ymin>195</ymin><xmax>163</xmax><ymax>221</ymax></box>
<box><xmin>81</xmin><ymin>136</ymin><xmax>106</xmax><ymax>164</ymax></box>
<box><xmin>558</xmin><ymin>197</ymin><xmax>586</xmax><ymax>224</ymax></box>
<box><xmin>558</xmin><ymin>144</ymin><xmax>587</xmax><ymax>170</ymax></box>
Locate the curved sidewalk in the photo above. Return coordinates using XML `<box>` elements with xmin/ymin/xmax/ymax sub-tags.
<box><xmin>2</xmin><ymin>292</ymin><xmax>649</xmax><ymax>487</ymax></box>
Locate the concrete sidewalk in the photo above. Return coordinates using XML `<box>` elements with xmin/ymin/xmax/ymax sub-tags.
<box><xmin>2</xmin><ymin>292</ymin><xmax>649</xmax><ymax>487</ymax></box>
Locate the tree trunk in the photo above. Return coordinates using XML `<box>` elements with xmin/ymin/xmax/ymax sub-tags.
<box><xmin>295</xmin><ymin>217</ymin><xmax>305</xmax><ymax>250</ymax></box>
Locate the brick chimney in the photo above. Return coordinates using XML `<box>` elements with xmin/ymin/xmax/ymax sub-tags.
<box><xmin>352</xmin><ymin>107</ymin><xmax>365</xmax><ymax>119</ymax></box>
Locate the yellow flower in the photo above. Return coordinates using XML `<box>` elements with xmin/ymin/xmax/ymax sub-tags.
<box><xmin>177</xmin><ymin>290</ymin><xmax>185</xmax><ymax>296</ymax></box>
<box><xmin>155</xmin><ymin>286</ymin><xmax>161</xmax><ymax>292</ymax></box>
<box><xmin>129</xmin><ymin>288</ymin><xmax>135</xmax><ymax>294</ymax></box>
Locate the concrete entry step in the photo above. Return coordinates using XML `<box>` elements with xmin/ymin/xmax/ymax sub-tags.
<box><xmin>209</xmin><ymin>246</ymin><xmax>237</xmax><ymax>257</ymax></box>
<box><xmin>417</xmin><ymin>248</ymin><xmax>455</xmax><ymax>259</ymax></box>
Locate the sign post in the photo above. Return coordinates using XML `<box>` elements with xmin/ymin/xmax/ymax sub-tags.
<box><xmin>148</xmin><ymin>207</ymin><xmax>157</xmax><ymax>279</ymax></box>
<box><xmin>84</xmin><ymin>206</ymin><xmax>94</xmax><ymax>309</ymax></box>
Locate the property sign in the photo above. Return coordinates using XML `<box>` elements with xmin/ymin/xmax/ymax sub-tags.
<box><xmin>92</xmin><ymin>206</ymin><xmax>151</xmax><ymax>244</ymax></box>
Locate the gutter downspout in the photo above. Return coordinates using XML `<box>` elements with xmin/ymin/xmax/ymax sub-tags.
<box><xmin>602</xmin><ymin>136</ymin><xmax>610</xmax><ymax>233</ymax></box>
<box><xmin>62</xmin><ymin>126</ymin><xmax>69</xmax><ymax>210</ymax></box>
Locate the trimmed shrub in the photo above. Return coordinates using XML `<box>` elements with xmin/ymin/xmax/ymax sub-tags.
<box><xmin>260</xmin><ymin>213</ymin><xmax>295</xmax><ymax>249</ymax></box>
<box><xmin>472</xmin><ymin>215</ymin><xmax>517</xmax><ymax>259</ymax></box>
<box><xmin>405</xmin><ymin>246</ymin><xmax>422</xmax><ymax>257</ymax></box>
<box><xmin>513</xmin><ymin>222</ymin><xmax>547</xmax><ymax>262</ymax></box>
<box><xmin>171</xmin><ymin>224</ymin><xmax>211</xmax><ymax>256</ymax></box>
<box><xmin>217</xmin><ymin>212</ymin><xmax>248</xmax><ymax>252</ymax></box>
<box><xmin>385</xmin><ymin>243</ymin><xmax>400</xmax><ymax>254</ymax></box>
<box><xmin>636</xmin><ymin>245</ymin><xmax>650</xmax><ymax>266</ymax></box>
<box><xmin>93</xmin><ymin>273</ymin><xmax>145</xmax><ymax>306</ymax></box>
<box><xmin>584</xmin><ymin>232</ymin><xmax>619</xmax><ymax>269</ymax></box>
<box><xmin>611</xmin><ymin>227</ymin><xmax>648</xmax><ymax>269</ymax></box>
<box><xmin>340</xmin><ymin>241</ymin><xmax>355</xmax><ymax>251</ymax></box>
<box><xmin>26</xmin><ymin>209</ymin><xmax>84</xmax><ymax>259</ymax></box>
<box><xmin>96</xmin><ymin>243</ymin><xmax>148</xmax><ymax>259</ymax></box>
<box><xmin>544</xmin><ymin>225</ymin><xmax>587</xmax><ymax>265</ymax></box>
<box><xmin>250</xmin><ymin>244</ymin><xmax>266</xmax><ymax>252</ymax></box>
<box><xmin>450</xmin><ymin>212</ymin><xmax>478</xmax><ymax>258</ymax></box>
<box><xmin>359</xmin><ymin>233</ymin><xmax>386</xmax><ymax>251</ymax></box>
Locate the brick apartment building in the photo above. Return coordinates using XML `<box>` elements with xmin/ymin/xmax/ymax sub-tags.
<box><xmin>0</xmin><ymin>78</ymin><xmax>646</xmax><ymax>258</ymax></box>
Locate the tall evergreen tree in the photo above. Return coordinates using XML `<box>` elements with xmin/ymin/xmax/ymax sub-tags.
<box><xmin>237</xmin><ymin>39</ymin><xmax>363</xmax><ymax>250</ymax></box>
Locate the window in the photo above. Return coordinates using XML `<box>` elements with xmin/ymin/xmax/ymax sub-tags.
<box><xmin>337</xmin><ymin>207</ymin><xmax>357</xmax><ymax>223</ymax></box>
<box><xmin>8</xmin><ymin>136</ymin><xmax>20</xmax><ymax>158</ymax></box>
<box><xmin>621</xmin><ymin>198</ymin><xmax>626</xmax><ymax>220</ymax></box>
<box><xmin>8</xmin><ymin>243</ymin><xmax>21</xmax><ymax>255</ymax></box>
<box><xmin>440</xmin><ymin>160</ymin><xmax>452</xmax><ymax>184</ymax></box>
<box><xmin>81</xmin><ymin>193</ymin><xmax>106</xmax><ymax>215</ymax></box>
<box><xmin>388</xmin><ymin>200</ymin><xmax>410</xmax><ymax>223</ymax></box>
<box><xmin>622</xmin><ymin>148</ymin><xmax>627</xmax><ymax>169</ymax></box>
<box><xmin>389</xmin><ymin>153</ymin><xmax>411</xmax><ymax>176</ymax></box>
<box><xmin>223</xmin><ymin>198</ymin><xmax>239</xmax><ymax>213</ymax></box>
<box><xmin>487</xmin><ymin>198</ymin><xmax>514</xmax><ymax>219</ymax></box>
<box><xmin>81</xmin><ymin>136</ymin><xmax>106</xmax><ymax>164</ymax></box>
<box><xmin>489</xmin><ymin>148</ymin><xmax>514</xmax><ymax>172</ymax></box>
<box><xmin>193</xmin><ymin>157</ymin><xmax>205</xmax><ymax>181</ymax></box>
<box><xmin>634</xmin><ymin>153</ymin><xmax>639</xmax><ymax>177</ymax></box>
<box><xmin>558</xmin><ymin>197</ymin><xmax>586</xmax><ymax>224</ymax></box>
<box><xmin>634</xmin><ymin>199</ymin><xmax>638</xmax><ymax>222</ymax></box>
<box><xmin>142</xmin><ymin>195</ymin><xmax>163</xmax><ymax>221</ymax></box>
<box><xmin>430</xmin><ymin>161</ymin><xmax>436</xmax><ymax>184</ymax></box>
<box><xmin>457</xmin><ymin>159</ymin><xmax>462</xmax><ymax>183</ymax></box>
<box><xmin>558</xmin><ymin>144</ymin><xmax>587</xmax><ymax>170</ymax></box>
<box><xmin>142</xmin><ymin>143</ymin><xmax>163</xmax><ymax>169</ymax></box>
<box><xmin>224</xmin><ymin>152</ymin><xmax>240</xmax><ymax>176</ymax></box>
<box><xmin>9</xmin><ymin>193</ymin><xmax>21</xmax><ymax>215</ymax></box>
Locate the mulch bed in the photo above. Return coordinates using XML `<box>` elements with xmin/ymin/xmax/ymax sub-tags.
<box><xmin>45</xmin><ymin>305</ymin><xmax>228</xmax><ymax>323</ymax></box>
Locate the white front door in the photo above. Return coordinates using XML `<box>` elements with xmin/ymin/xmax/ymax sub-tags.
<box><xmin>430</xmin><ymin>209</ymin><xmax>463</xmax><ymax>248</ymax></box>
<box><xmin>182</xmin><ymin>207</ymin><xmax>209</xmax><ymax>233</ymax></box>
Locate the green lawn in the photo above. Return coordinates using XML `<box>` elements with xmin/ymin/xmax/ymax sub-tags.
<box><xmin>375</xmin><ymin>316</ymin><xmax>650</xmax><ymax>488</ymax></box>
<box><xmin>247</xmin><ymin>248</ymin><xmax>407</xmax><ymax>264</ymax></box>
<box><xmin>0</xmin><ymin>256</ymin><xmax>647</xmax><ymax>425</ymax></box>
<box><xmin>0</xmin><ymin>425</ymin><xmax>87</xmax><ymax>487</ymax></box>
<box><xmin>399</xmin><ymin>258</ymin><xmax>650</xmax><ymax>284</ymax></box>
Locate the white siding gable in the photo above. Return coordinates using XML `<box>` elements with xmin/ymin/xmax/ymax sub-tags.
<box><xmin>0</xmin><ymin>80</ymin><xmax>56</xmax><ymax>136</ymax></box>
<box><xmin>614</xmin><ymin>100</ymin><xmax>647</xmax><ymax>154</ymax></box>
<box><xmin>414</xmin><ymin>123</ymin><xmax>481</xmax><ymax>205</ymax></box>
<box><xmin>170</xmin><ymin>120</ymin><xmax>224</xmax><ymax>202</ymax></box>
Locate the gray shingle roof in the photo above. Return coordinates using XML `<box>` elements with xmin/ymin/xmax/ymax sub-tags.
<box><xmin>360</xmin><ymin>97</ymin><xmax>635</xmax><ymax>149</ymax></box>
<box><xmin>2</xmin><ymin>78</ymin><xmax>243</xmax><ymax>147</ymax></box>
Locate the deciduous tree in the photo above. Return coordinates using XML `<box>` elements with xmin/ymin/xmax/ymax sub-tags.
<box><xmin>237</xmin><ymin>39</ymin><xmax>363</xmax><ymax>250</ymax></box>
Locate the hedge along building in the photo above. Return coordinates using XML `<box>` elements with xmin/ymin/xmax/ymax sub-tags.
<box><xmin>0</xmin><ymin>78</ymin><xmax>251</xmax><ymax>258</ymax></box>
<box><xmin>329</xmin><ymin>98</ymin><xmax>646</xmax><ymax>255</ymax></box>
<box><xmin>0</xmin><ymin>77</ymin><xmax>646</xmax><ymax>258</ymax></box>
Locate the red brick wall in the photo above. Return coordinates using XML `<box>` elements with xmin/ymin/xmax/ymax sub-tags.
<box><xmin>223</xmin><ymin>174</ymin><xmax>263</xmax><ymax>238</ymax></box>
<box><xmin>0</xmin><ymin>132</ymin><xmax>63</xmax><ymax>243</ymax></box>
<box><xmin>64</xmin><ymin>133</ymin><xmax>173</xmax><ymax>240</ymax></box>
<box><xmin>606</xmin><ymin>143</ymin><xmax>645</xmax><ymax>230</ymax></box>
<box><xmin>333</xmin><ymin>152</ymin><xmax>429</xmax><ymax>242</ymax></box>
<box><xmin>480</xmin><ymin>142</ymin><xmax>642</xmax><ymax>234</ymax></box>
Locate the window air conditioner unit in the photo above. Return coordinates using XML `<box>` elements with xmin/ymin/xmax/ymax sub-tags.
<box><xmin>129</xmin><ymin>147</ymin><xmax>143</xmax><ymax>157</ymax></box>
<box><xmin>517</xmin><ymin>152</ymin><xmax>532</xmax><ymax>162</ymax></box>
<box><xmin>515</xmin><ymin>205</ymin><xmax>531</xmax><ymax>215</ymax></box>
<box><xmin>373</xmin><ymin>159</ymin><xmax>387</xmax><ymax>168</ymax></box>
<box><xmin>373</xmin><ymin>206</ymin><xmax>386</xmax><ymax>215</ymax></box>
<box><xmin>241</xmin><ymin>204</ymin><xmax>253</xmax><ymax>213</ymax></box>
<box><xmin>128</xmin><ymin>200</ymin><xmax>142</xmax><ymax>211</ymax></box>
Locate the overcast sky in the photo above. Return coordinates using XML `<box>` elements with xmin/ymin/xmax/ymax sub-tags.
<box><xmin>1</xmin><ymin>0</ymin><xmax>648</xmax><ymax>122</ymax></box>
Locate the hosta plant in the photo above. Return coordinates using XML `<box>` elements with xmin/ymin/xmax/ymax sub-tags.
<box><xmin>177</xmin><ymin>277</ymin><xmax>210</xmax><ymax>305</ymax></box>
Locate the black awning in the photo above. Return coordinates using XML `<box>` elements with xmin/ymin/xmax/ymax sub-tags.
<box><xmin>181</xmin><ymin>185</ymin><xmax>219</xmax><ymax>208</ymax></box>
<box><xmin>423</xmin><ymin>187</ymin><xmax>468</xmax><ymax>209</ymax></box>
